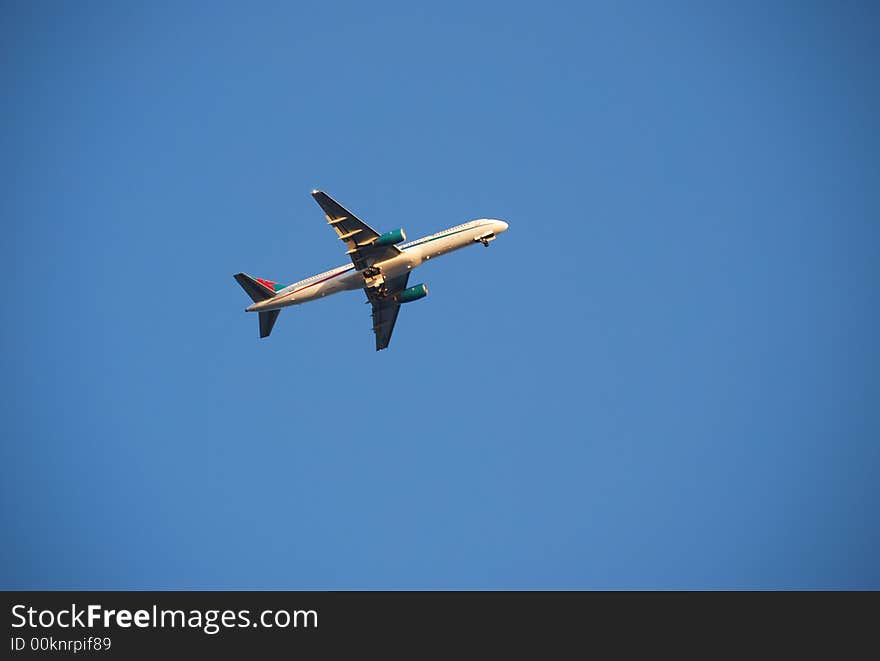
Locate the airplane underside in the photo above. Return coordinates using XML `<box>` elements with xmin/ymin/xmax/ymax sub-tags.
<box><xmin>234</xmin><ymin>190</ymin><xmax>508</xmax><ymax>350</ymax></box>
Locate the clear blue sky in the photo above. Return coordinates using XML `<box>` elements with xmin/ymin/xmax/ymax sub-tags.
<box><xmin>2</xmin><ymin>1</ymin><xmax>878</xmax><ymax>589</ymax></box>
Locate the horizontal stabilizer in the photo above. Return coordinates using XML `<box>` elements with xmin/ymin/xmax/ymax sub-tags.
<box><xmin>234</xmin><ymin>272</ymin><xmax>277</xmax><ymax>303</ymax></box>
<box><xmin>259</xmin><ymin>310</ymin><xmax>280</xmax><ymax>338</ymax></box>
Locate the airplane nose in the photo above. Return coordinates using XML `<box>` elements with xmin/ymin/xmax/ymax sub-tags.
<box><xmin>496</xmin><ymin>220</ymin><xmax>509</xmax><ymax>233</ymax></box>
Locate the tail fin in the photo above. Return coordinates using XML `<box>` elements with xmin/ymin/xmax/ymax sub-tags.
<box><xmin>259</xmin><ymin>310</ymin><xmax>280</xmax><ymax>338</ymax></box>
<box><xmin>234</xmin><ymin>273</ymin><xmax>283</xmax><ymax>339</ymax></box>
<box><xmin>234</xmin><ymin>272</ymin><xmax>280</xmax><ymax>303</ymax></box>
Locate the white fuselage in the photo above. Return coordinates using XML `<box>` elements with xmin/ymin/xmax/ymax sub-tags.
<box><xmin>249</xmin><ymin>218</ymin><xmax>508</xmax><ymax>311</ymax></box>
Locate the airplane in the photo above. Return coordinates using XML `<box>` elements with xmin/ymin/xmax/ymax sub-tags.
<box><xmin>234</xmin><ymin>190</ymin><xmax>509</xmax><ymax>350</ymax></box>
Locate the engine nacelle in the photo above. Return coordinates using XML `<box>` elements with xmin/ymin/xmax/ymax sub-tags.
<box><xmin>375</xmin><ymin>228</ymin><xmax>407</xmax><ymax>246</ymax></box>
<box><xmin>397</xmin><ymin>283</ymin><xmax>428</xmax><ymax>303</ymax></box>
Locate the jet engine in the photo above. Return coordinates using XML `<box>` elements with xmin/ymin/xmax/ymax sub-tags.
<box><xmin>396</xmin><ymin>283</ymin><xmax>428</xmax><ymax>303</ymax></box>
<box><xmin>375</xmin><ymin>228</ymin><xmax>407</xmax><ymax>246</ymax></box>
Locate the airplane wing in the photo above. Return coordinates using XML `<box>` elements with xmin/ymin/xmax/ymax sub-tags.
<box><xmin>311</xmin><ymin>190</ymin><xmax>402</xmax><ymax>270</ymax></box>
<box><xmin>369</xmin><ymin>273</ymin><xmax>410</xmax><ymax>351</ymax></box>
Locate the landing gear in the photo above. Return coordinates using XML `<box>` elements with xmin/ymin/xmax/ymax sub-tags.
<box><xmin>480</xmin><ymin>238</ymin><xmax>490</xmax><ymax>247</ymax></box>
<box><xmin>365</xmin><ymin>281</ymin><xmax>391</xmax><ymax>301</ymax></box>
<box><xmin>363</xmin><ymin>265</ymin><xmax>386</xmax><ymax>299</ymax></box>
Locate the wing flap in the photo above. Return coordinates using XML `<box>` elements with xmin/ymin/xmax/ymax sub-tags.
<box><xmin>311</xmin><ymin>190</ymin><xmax>401</xmax><ymax>269</ymax></box>
<box><xmin>368</xmin><ymin>272</ymin><xmax>410</xmax><ymax>351</ymax></box>
<box><xmin>371</xmin><ymin>299</ymin><xmax>402</xmax><ymax>351</ymax></box>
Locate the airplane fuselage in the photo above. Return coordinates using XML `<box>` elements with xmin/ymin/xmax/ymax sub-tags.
<box><xmin>247</xmin><ymin>218</ymin><xmax>508</xmax><ymax>312</ymax></box>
